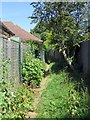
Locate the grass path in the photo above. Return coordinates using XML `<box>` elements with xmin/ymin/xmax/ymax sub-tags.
<box><xmin>27</xmin><ymin>66</ymin><xmax>89</xmax><ymax>118</ymax></box>
<box><xmin>28</xmin><ymin>64</ymin><xmax>50</xmax><ymax>118</ymax></box>
<box><xmin>35</xmin><ymin>70</ymin><xmax>90</xmax><ymax>118</ymax></box>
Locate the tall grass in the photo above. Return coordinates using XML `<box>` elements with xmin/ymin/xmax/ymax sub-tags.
<box><xmin>36</xmin><ymin>69</ymin><xmax>90</xmax><ymax>118</ymax></box>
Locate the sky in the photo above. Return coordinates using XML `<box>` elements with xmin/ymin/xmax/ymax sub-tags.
<box><xmin>0</xmin><ymin>2</ymin><xmax>36</xmax><ymax>32</ymax></box>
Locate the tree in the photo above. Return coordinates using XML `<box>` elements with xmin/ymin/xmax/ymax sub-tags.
<box><xmin>30</xmin><ymin>21</ymin><xmax>49</xmax><ymax>41</ymax></box>
<box><xmin>29</xmin><ymin>2</ymin><xmax>88</xmax><ymax>70</ymax></box>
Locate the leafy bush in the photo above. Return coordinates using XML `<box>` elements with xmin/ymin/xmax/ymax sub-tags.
<box><xmin>0</xmin><ymin>53</ymin><xmax>34</xmax><ymax>119</ymax></box>
<box><xmin>22</xmin><ymin>51</ymin><xmax>46</xmax><ymax>86</ymax></box>
<box><xmin>0</xmin><ymin>80</ymin><xmax>33</xmax><ymax>119</ymax></box>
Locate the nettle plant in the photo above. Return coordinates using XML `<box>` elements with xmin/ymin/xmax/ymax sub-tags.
<box><xmin>22</xmin><ymin>51</ymin><xmax>45</xmax><ymax>87</ymax></box>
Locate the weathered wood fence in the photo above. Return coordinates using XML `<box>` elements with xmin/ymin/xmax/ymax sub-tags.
<box><xmin>80</xmin><ymin>40</ymin><xmax>90</xmax><ymax>75</ymax></box>
<box><xmin>0</xmin><ymin>36</ymin><xmax>30</xmax><ymax>83</ymax></box>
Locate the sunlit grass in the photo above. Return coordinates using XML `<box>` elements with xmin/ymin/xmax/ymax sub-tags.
<box><xmin>36</xmin><ymin>70</ymin><xmax>90</xmax><ymax>118</ymax></box>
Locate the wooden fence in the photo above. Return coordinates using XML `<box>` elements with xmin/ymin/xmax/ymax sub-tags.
<box><xmin>0</xmin><ymin>36</ymin><xmax>30</xmax><ymax>83</ymax></box>
<box><xmin>80</xmin><ymin>40</ymin><xmax>90</xmax><ymax>75</ymax></box>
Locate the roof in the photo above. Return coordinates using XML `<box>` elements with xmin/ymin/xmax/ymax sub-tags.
<box><xmin>0</xmin><ymin>21</ymin><xmax>15</xmax><ymax>36</ymax></box>
<box><xmin>3</xmin><ymin>22</ymin><xmax>43</xmax><ymax>43</ymax></box>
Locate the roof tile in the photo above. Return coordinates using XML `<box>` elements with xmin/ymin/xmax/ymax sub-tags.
<box><xmin>3</xmin><ymin>22</ymin><xmax>43</xmax><ymax>43</ymax></box>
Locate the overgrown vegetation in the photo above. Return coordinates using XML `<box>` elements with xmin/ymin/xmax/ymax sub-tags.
<box><xmin>0</xmin><ymin>56</ymin><xmax>34</xmax><ymax>119</ymax></box>
<box><xmin>36</xmin><ymin>68</ymin><xmax>90</xmax><ymax>118</ymax></box>
<box><xmin>0</xmin><ymin>80</ymin><xmax>33</xmax><ymax>119</ymax></box>
<box><xmin>22</xmin><ymin>51</ymin><xmax>46</xmax><ymax>87</ymax></box>
<box><xmin>0</xmin><ymin>2</ymin><xmax>90</xmax><ymax>119</ymax></box>
<box><xmin>30</xmin><ymin>2</ymin><xmax>89</xmax><ymax>70</ymax></box>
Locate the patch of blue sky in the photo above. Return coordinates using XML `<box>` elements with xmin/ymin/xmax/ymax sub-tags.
<box><xmin>1</xmin><ymin>2</ymin><xmax>36</xmax><ymax>31</ymax></box>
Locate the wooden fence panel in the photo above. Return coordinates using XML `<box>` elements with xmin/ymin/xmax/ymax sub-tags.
<box><xmin>88</xmin><ymin>40</ymin><xmax>90</xmax><ymax>74</ymax></box>
<box><xmin>80</xmin><ymin>40</ymin><xmax>90</xmax><ymax>75</ymax></box>
<box><xmin>10</xmin><ymin>40</ymin><xmax>20</xmax><ymax>82</ymax></box>
<box><xmin>0</xmin><ymin>37</ymin><xmax>32</xmax><ymax>83</ymax></box>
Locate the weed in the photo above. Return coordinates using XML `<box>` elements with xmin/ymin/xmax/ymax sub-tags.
<box><xmin>36</xmin><ymin>70</ymin><xmax>90</xmax><ymax>118</ymax></box>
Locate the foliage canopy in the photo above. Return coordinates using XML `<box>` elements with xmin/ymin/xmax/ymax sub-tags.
<box><xmin>29</xmin><ymin>2</ymin><xmax>89</xmax><ymax>68</ymax></box>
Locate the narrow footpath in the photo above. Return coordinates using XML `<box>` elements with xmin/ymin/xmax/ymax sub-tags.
<box><xmin>28</xmin><ymin>64</ymin><xmax>50</xmax><ymax>118</ymax></box>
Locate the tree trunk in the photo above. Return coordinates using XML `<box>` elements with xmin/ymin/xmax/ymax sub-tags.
<box><xmin>62</xmin><ymin>49</ymin><xmax>74</xmax><ymax>70</ymax></box>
